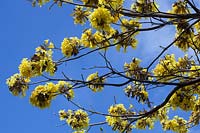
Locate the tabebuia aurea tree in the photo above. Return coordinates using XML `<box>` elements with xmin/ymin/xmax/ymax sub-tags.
<box><xmin>7</xmin><ymin>0</ymin><xmax>200</xmax><ymax>132</ymax></box>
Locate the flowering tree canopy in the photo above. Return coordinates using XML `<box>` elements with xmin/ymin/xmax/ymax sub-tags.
<box><xmin>7</xmin><ymin>0</ymin><xmax>200</xmax><ymax>132</ymax></box>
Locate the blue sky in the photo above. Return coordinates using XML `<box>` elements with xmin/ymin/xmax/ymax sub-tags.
<box><xmin>0</xmin><ymin>0</ymin><xmax>200</xmax><ymax>133</ymax></box>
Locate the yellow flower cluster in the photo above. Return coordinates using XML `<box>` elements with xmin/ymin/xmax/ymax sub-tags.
<box><xmin>30</xmin><ymin>82</ymin><xmax>58</xmax><ymax>109</ymax></box>
<box><xmin>6</xmin><ymin>73</ymin><xmax>30</xmax><ymax>96</ymax></box>
<box><xmin>153</xmin><ymin>54</ymin><xmax>176</xmax><ymax>80</ymax></box>
<box><xmin>61</xmin><ymin>37</ymin><xmax>80</xmax><ymax>58</ymax></box>
<box><xmin>194</xmin><ymin>21</ymin><xmax>200</xmax><ymax>32</ymax></box>
<box><xmin>131</xmin><ymin>0</ymin><xmax>158</xmax><ymax>13</ymax></box>
<box><xmin>44</xmin><ymin>39</ymin><xmax>54</xmax><ymax>49</ymax></box>
<box><xmin>32</xmin><ymin>0</ymin><xmax>50</xmax><ymax>7</ymax></box>
<box><xmin>124</xmin><ymin>58</ymin><xmax>142</xmax><ymax>77</ymax></box>
<box><xmin>191</xmin><ymin>21</ymin><xmax>200</xmax><ymax>51</ymax></box>
<box><xmin>124</xmin><ymin>58</ymin><xmax>141</xmax><ymax>72</ymax></box>
<box><xmin>56</xmin><ymin>81</ymin><xmax>74</xmax><ymax>99</ymax></box>
<box><xmin>121</xmin><ymin>18</ymin><xmax>141</xmax><ymax>33</ymax></box>
<box><xmin>94</xmin><ymin>31</ymin><xmax>110</xmax><ymax>49</ymax></box>
<box><xmin>169</xmin><ymin>90</ymin><xmax>196</xmax><ymax>111</ymax></box>
<box><xmin>124</xmin><ymin>84</ymin><xmax>149</xmax><ymax>103</ymax></box>
<box><xmin>66</xmin><ymin>109</ymin><xmax>89</xmax><ymax>130</ymax></box>
<box><xmin>115</xmin><ymin>35</ymin><xmax>138</xmax><ymax>52</ymax></box>
<box><xmin>192</xmin><ymin>32</ymin><xmax>200</xmax><ymax>51</ymax></box>
<box><xmin>168</xmin><ymin>2</ymin><xmax>194</xmax><ymax>51</ymax></box>
<box><xmin>99</xmin><ymin>0</ymin><xmax>124</xmax><ymax>10</ymax></box>
<box><xmin>30</xmin><ymin>81</ymin><xmax>75</xmax><ymax>109</ymax></box>
<box><xmin>174</xmin><ymin>20</ymin><xmax>194</xmax><ymax>51</ymax></box>
<box><xmin>73</xmin><ymin>130</ymin><xmax>85</xmax><ymax>133</ymax></box>
<box><xmin>81</xmin><ymin>0</ymin><xmax>98</xmax><ymax>5</ymax></box>
<box><xmin>89</xmin><ymin>7</ymin><xmax>113</xmax><ymax>32</ymax></box>
<box><xmin>153</xmin><ymin>54</ymin><xmax>192</xmax><ymax>81</ymax></box>
<box><xmin>114</xmin><ymin>18</ymin><xmax>140</xmax><ymax>52</ymax></box>
<box><xmin>189</xmin><ymin>98</ymin><xmax>200</xmax><ymax>125</ymax></box>
<box><xmin>168</xmin><ymin>1</ymin><xmax>190</xmax><ymax>14</ymax></box>
<box><xmin>106</xmin><ymin>104</ymin><xmax>131</xmax><ymax>132</ymax></box>
<box><xmin>19</xmin><ymin>45</ymin><xmax>56</xmax><ymax>79</ymax></box>
<box><xmin>188</xmin><ymin>65</ymin><xmax>200</xmax><ymax>78</ymax></box>
<box><xmin>86</xmin><ymin>72</ymin><xmax>105</xmax><ymax>92</ymax></box>
<box><xmin>59</xmin><ymin>109</ymin><xmax>68</xmax><ymax>120</ymax></box>
<box><xmin>81</xmin><ymin>29</ymin><xmax>110</xmax><ymax>49</ymax></box>
<box><xmin>151</xmin><ymin>106</ymin><xmax>169</xmax><ymax>122</ymax></box>
<box><xmin>162</xmin><ymin>116</ymin><xmax>188</xmax><ymax>133</ymax></box>
<box><xmin>72</xmin><ymin>6</ymin><xmax>90</xmax><ymax>25</ymax></box>
<box><xmin>135</xmin><ymin>117</ymin><xmax>154</xmax><ymax>130</ymax></box>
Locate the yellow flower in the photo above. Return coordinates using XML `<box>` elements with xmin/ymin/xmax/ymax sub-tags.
<box><xmin>174</xmin><ymin>20</ymin><xmax>194</xmax><ymax>51</ymax></box>
<box><xmin>81</xmin><ymin>29</ymin><xmax>94</xmax><ymax>48</ymax></box>
<box><xmin>121</xmin><ymin>18</ymin><xmax>141</xmax><ymax>33</ymax></box>
<box><xmin>6</xmin><ymin>73</ymin><xmax>30</xmax><ymax>96</ymax></box>
<box><xmin>73</xmin><ymin>130</ymin><xmax>85</xmax><ymax>133</ymax></box>
<box><xmin>169</xmin><ymin>90</ymin><xmax>196</xmax><ymax>111</ymax></box>
<box><xmin>59</xmin><ymin>109</ymin><xmax>68</xmax><ymax>121</ymax></box>
<box><xmin>45</xmin><ymin>59</ymin><xmax>56</xmax><ymax>76</ymax></box>
<box><xmin>153</xmin><ymin>54</ymin><xmax>177</xmax><ymax>81</ymax></box>
<box><xmin>168</xmin><ymin>1</ymin><xmax>190</xmax><ymax>14</ymax></box>
<box><xmin>162</xmin><ymin>116</ymin><xmax>188</xmax><ymax>133</ymax></box>
<box><xmin>106</xmin><ymin>104</ymin><xmax>131</xmax><ymax>132</ymax></box>
<box><xmin>93</xmin><ymin>31</ymin><xmax>110</xmax><ymax>50</ymax></box>
<box><xmin>56</xmin><ymin>81</ymin><xmax>74</xmax><ymax>99</ymax></box>
<box><xmin>99</xmin><ymin>0</ymin><xmax>124</xmax><ymax>10</ymax></box>
<box><xmin>89</xmin><ymin>7</ymin><xmax>113</xmax><ymax>32</ymax></box>
<box><xmin>19</xmin><ymin>58</ymin><xmax>32</xmax><ymax>78</ymax></box>
<box><xmin>135</xmin><ymin>118</ymin><xmax>154</xmax><ymax>130</ymax></box>
<box><xmin>81</xmin><ymin>0</ymin><xmax>98</xmax><ymax>5</ymax></box>
<box><xmin>81</xmin><ymin>29</ymin><xmax>110</xmax><ymax>49</ymax></box>
<box><xmin>21</xmin><ymin>45</ymin><xmax>56</xmax><ymax>77</ymax></box>
<box><xmin>61</xmin><ymin>37</ymin><xmax>80</xmax><ymax>58</ymax></box>
<box><xmin>72</xmin><ymin>6</ymin><xmax>90</xmax><ymax>25</ymax></box>
<box><xmin>66</xmin><ymin>109</ymin><xmax>89</xmax><ymax>130</ymax></box>
<box><xmin>37</xmin><ymin>0</ymin><xmax>50</xmax><ymax>6</ymax></box>
<box><xmin>188</xmin><ymin>65</ymin><xmax>200</xmax><ymax>78</ymax></box>
<box><xmin>48</xmin><ymin>42</ymin><xmax>55</xmax><ymax>49</ymax></box>
<box><xmin>86</xmin><ymin>72</ymin><xmax>105</xmax><ymax>92</ymax></box>
<box><xmin>131</xmin><ymin>0</ymin><xmax>158</xmax><ymax>13</ymax></box>
<box><xmin>124</xmin><ymin>58</ymin><xmax>141</xmax><ymax>77</ymax></box>
<box><xmin>30</xmin><ymin>83</ymin><xmax>58</xmax><ymax>109</ymax></box>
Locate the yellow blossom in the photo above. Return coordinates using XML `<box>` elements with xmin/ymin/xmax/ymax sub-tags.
<box><xmin>35</xmin><ymin>0</ymin><xmax>50</xmax><ymax>7</ymax></box>
<box><xmin>106</xmin><ymin>104</ymin><xmax>131</xmax><ymax>132</ymax></box>
<box><xmin>168</xmin><ymin>1</ymin><xmax>190</xmax><ymax>14</ymax></box>
<box><xmin>19</xmin><ymin>58</ymin><xmax>32</xmax><ymax>78</ymax></box>
<box><xmin>66</xmin><ymin>109</ymin><xmax>89</xmax><ymax>130</ymax></box>
<box><xmin>169</xmin><ymin>90</ymin><xmax>196</xmax><ymax>111</ymax></box>
<box><xmin>99</xmin><ymin>0</ymin><xmax>124</xmax><ymax>10</ymax></box>
<box><xmin>6</xmin><ymin>73</ymin><xmax>30</xmax><ymax>96</ymax></box>
<box><xmin>61</xmin><ymin>37</ymin><xmax>80</xmax><ymax>58</ymax></box>
<box><xmin>73</xmin><ymin>130</ymin><xmax>85</xmax><ymax>133</ymax></box>
<box><xmin>59</xmin><ymin>109</ymin><xmax>68</xmax><ymax>121</ymax></box>
<box><xmin>89</xmin><ymin>7</ymin><xmax>113</xmax><ymax>32</ymax></box>
<box><xmin>124</xmin><ymin>58</ymin><xmax>141</xmax><ymax>77</ymax></box>
<box><xmin>135</xmin><ymin>117</ymin><xmax>154</xmax><ymax>130</ymax></box>
<box><xmin>131</xmin><ymin>0</ymin><xmax>158</xmax><ymax>13</ymax></box>
<box><xmin>162</xmin><ymin>116</ymin><xmax>188</xmax><ymax>133</ymax></box>
<box><xmin>72</xmin><ymin>6</ymin><xmax>90</xmax><ymax>25</ymax></box>
<box><xmin>188</xmin><ymin>65</ymin><xmax>200</xmax><ymax>78</ymax></box>
<box><xmin>81</xmin><ymin>0</ymin><xmax>98</xmax><ymax>5</ymax></box>
<box><xmin>93</xmin><ymin>31</ymin><xmax>110</xmax><ymax>50</ymax></box>
<box><xmin>30</xmin><ymin>83</ymin><xmax>58</xmax><ymax>109</ymax></box>
<box><xmin>81</xmin><ymin>29</ymin><xmax>94</xmax><ymax>48</ymax></box>
<box><xmin>86</xmin><ymin>72</ymin><xmax>105</xmax><ymax>92</ymax></box>
<box><xmin>56</xmin><ymin>81</ymin><xmax>74</xmax><ymax>99</ymax></box>
<box><xmin>153</xmin><ymin>54</ymin><xmax>177</xmax><ymax>81</ymax></box>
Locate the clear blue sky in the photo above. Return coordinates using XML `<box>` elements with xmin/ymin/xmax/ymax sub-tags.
<box><xmin>0</xmin><ymin>0</ymin><xmax>199</xmax><ymax>133</ymax></box>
